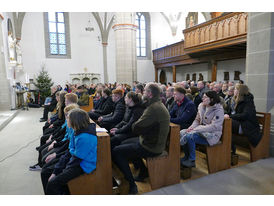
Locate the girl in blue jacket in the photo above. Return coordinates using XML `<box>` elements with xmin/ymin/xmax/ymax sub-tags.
<box><xmin>44</xmin><ymin>108</ymin><xmax>97</xmax><ymax>195</ymax></box>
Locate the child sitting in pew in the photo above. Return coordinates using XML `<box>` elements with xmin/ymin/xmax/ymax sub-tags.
<box><xmin>41</xmin><ymin>108</ymin><xmax>97</xmax><ymax>195</ymax></box>
<box><xmin>29</xmin><ymin>104</ymin><xmax>79</xmax><ymax>171</ymax></box>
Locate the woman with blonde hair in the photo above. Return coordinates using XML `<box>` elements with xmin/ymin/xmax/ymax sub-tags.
<box><xmin>43</xmin><ymin>91</ymin><xmax>68</xmax><ymax>135</ymax></box>
<box><xmin>224</xmin><ymin>84</ymin><xmax>262</xmax><ymax>154</ymax></box>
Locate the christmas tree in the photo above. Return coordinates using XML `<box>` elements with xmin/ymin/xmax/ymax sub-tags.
<box><xmin>34</xmin><ymin>68</ymin><xmax>54</xmax><ymax>104</ymax></box>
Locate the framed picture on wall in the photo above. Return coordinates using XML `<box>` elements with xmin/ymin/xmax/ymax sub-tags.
<box><xmin>234</xmin><ymin>71</ymin><xmax>241</xmax><ymax>80</ymax></box>
<box><xmin>224</xmin><ymin>72</ymin><xmax>229</xmax><ymax>81</ymax></box>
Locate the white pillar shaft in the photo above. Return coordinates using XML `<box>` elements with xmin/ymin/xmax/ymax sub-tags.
<box><xmin>113</xmin><ymin>12</ymin><xmax>137</xmax><ymax>85</ymax></box>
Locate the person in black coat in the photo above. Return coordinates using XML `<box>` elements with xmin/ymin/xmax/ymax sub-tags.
<box><xmin>223</xmin><ymin>86</ymin><xmax>235</xmax><ymax>114</ymax></box>
<box><xmin>98</xmin><ymin>89</ymin><xmax>126</xmax><ymax>131</ymax></box>
<box><xmin>190</xmin><ymin>86</ymin><xmax>202</xmax><ymax>109</ymax></box>
<box><xmin>42</xmin><ymin>91</ymin><xmax>67</xmax><ymax>135</ymax></box>
<box><xmin>110</xmin><ymin>92</ymin><xmax>145</xmax><ymax>149</ymax></box>
<box><xmin>224</xmin><ymin>84</ymin><xmax>262</xmax><ymax>154</ymax></box>
<box><xmin>165</xmin><ymin>86</ymin><xmax>175</xmax><ymax>111</ymax></box>
<box><xmin>40</xmin><ymin>86</ymin><xmax>58</xmax><ymax>122</ymax></box>
<box><xmin>88</xmin><ymin>88</ymin><xmax>114</xmax><ymax>121</ymax></box>
<box><xmin>169</xmin><ymin>86</ymin><xmax>197</xmax><ymax>130</ymax></box>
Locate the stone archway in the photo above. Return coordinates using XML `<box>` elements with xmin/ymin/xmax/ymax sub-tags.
<box><xmin>72</xmin><ymin>78</ymin><xmax>80</xmax><ymax>85</ymax></box>
<box><xmin>159</xmin><ymin>70</ymin><xmax>166</xmax><ymax>84</ymax></box>
<box><xmin>82</xmin><ymin>77</ymin><xmax>90</xmax><ymax>85</ymax></box>
<box><xmin>92</xmin><ymin>78</ymin><xmax>99</xmax><ymax>84</ymax></box>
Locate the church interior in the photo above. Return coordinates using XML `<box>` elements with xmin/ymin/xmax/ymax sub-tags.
<box><xmin>0</xmin><ymin>1</ymin><xmax>274</xmax><ymax>202</ymax></box>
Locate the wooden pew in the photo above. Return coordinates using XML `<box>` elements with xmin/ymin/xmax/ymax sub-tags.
<box><xmin>146</xmin><ymin>123</ymin><xmax>181</xmax><ymax>190</ymax></box>
<box><xmin>80</xmin><ymin>96</ymin><xmax>93</xmax><ymax>112</ymax></box>
<box><xmin>205</xmin><ymin>118</ymin><xmax>232</xmax><ymax>173</ymax></box>
<box><xmin>233</xmin><ymin>112</ymin><xmax>271</xmax><ymax>162</ymax></box>
<box><xmin>67</xmin><ymin>127</ymin><xmax>112</xmax><ymax>195</ymax></box>
<box><xmin>197</xmin><ymin>118</ymin><xmax>232</xmax><ymax>174</ymax></box>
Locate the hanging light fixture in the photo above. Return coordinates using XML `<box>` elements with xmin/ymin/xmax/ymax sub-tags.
<box><xmin>85</xmin><ymin>13</ymin><xmax>94</xmax><ymax>32</ymax></box>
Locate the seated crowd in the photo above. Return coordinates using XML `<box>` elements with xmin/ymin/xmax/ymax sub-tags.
<box><xmin>30</xmin><ymin>79</ymin><xmax>262</xmax><ymax>195</ymax></box>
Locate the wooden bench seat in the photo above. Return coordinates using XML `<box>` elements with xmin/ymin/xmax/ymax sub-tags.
<box><xmin>197</xmin><ymin>118</ymin><xmax>232</xmax><ymax>174</ymax></box>
<box><xmin>146</xmin><ymin>123</ymin><xmax>181</xmax><ymax>190</ymax></box>
<box><xmin>67</xmin><ymin>126</ymin><xmax>112</xmax><ymax>195</ymax></box>
<box><xmin>233</xmin><ymin>112</ymin><xmax>271</xmax><ymax>162</ymax></box>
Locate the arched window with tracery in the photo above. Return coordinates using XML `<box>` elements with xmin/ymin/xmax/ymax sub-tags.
<box><xmin>135</xmin><ymin>12</ymin><xmax>151</xmax><ymax>60</ymax></box>
<box><xmin>44</xmin><ymin>12</ymin><xmax>71</xmax><ymax>59</ymax></box>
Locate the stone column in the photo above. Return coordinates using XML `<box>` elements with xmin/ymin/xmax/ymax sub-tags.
<box><xmin>102</xmin><ymin>42</ymin><xmax>108</xmax><ymax>83</ymax></box>
<box><xmin>0</xmin><ymin>15</ymin><xmax>12</xmax><ymax>110</ymax></box>
<box><xmin>112</xmin><ymin>13</ymin><xmax>137</xmax><ymax>85</ymax></box>
<box><xmin>246</xmin><ymin>12</ymin><xmax>274</xmax><ymax>156</ymax></box>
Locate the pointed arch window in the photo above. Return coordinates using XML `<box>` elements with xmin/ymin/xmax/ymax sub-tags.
<box><xmin>135</xmin><ymin>12</ymin><xmax>151</xmax><ymax>60</ymax></box>
<box><xmin>44</xmin><ymin>12</ymin><xmax>71</xmax><ymax>58</ymax></box>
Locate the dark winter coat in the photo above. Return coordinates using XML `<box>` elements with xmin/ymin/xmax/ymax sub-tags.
<box><xmin>193</xmin><ymin>92</ymin><xmax>202</xmax><ymax>109</ymax></box>
<box><xmin>132</xmin><ymin>97</ymin><xmax>170</xmax><ymax>154</ymax></box>
<box><xmin>94</xmin><ymin>96</ymin><xmax>114</xmax><ymax>115</ymax></box>
<box><xmin>165</xmin><ymin>97</ymin><xmax>174</xmax><ymax>111</ymax></box>
<box><xmin>48</xmin><ymin>91</ymin><xmax>58</xmax><ymax>111</ymax></box>
<box><xmin>169</xmin><ymin>97</ymin><xmax>197</xmax><ymax>130</ymax></box>
<box><xmin>114</xmin><ymin>103</ymin><xmax>145</xmax><ymax>136</ymax></box>
<box><xmin>100</xmin><ymin>98</ymin><xmax>125</xmax><ymax>130</ymax></box>
<box><xmin>230</xmin><ymin>93</ymin><xmax>262</xmax><ymax>147</ymax></box>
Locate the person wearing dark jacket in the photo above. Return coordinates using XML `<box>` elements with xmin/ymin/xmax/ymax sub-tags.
<box><xmin>197</xmin><ymin>81</ymin><xmax>209</xmax><ymax>99</ymax></box>
<box><xmin>88</xmin><ymin>88</ymin><xmax>114</xmax><ymax>121</ymax></box>
<box><xmin>112</xmin><ymin>83</ymin><xmax>170</xmax><ymax>194</ymax></box>
<box><xmin>41</xmin><ymin>93</ymin><xmax>78</xmax><ymax>146</ymax></box>
<box><xmin>42</xmin><ymin>91</ymin><xmax>67</xmax><ymax>135</ymax></box>
<box><xmin>169</xmin><ymin>86</ymin><xmax>197</xmax><ymax>130</ymax></box>
<box><xmin>98</xmin><ymin>89</ymin><xmax>125</xmax><ymax>131</ymax></box>
<box><xmin>110</xmin><ymin>91</ymin><xmax>144</xmax><ymax>149</ymax></box>
<box><xmin>223</xmin><ymin>86</ymin><xmax>235</xmax><ymax>114</ymax></box>
<box><xmin>41</xmin><ymin>109</ymin><xmax>97</xmax><ymax>195</ymax></box>
<box><xmin>224</xmin><ymin>84</ymin><xmax>262</xmax><ymax>154</ymax></box>
<box><xmin>190</xmin><ymin>86</ymin><xmax>202</xmax><ymax>109</ymax></box>
<box><xmin>76</xmin><ymin>86</ymin><xmax>90</xmax><ymax>106</ymax></box>
<box><xmin>30</xmin><ymin>104</ymin><xmax>79</xmax><ymax>171</ymax></box>
<box><xmin>40</xmin><ymin>86</ymin><xmax>58</xmax><ymax>122</ymax></box>
<box><xmin>165</xmin><ymin>86</ymin><xmax>175</xmax><ymax>111</ymax></box>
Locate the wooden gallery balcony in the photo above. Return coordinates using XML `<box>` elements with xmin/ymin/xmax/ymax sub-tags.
<box><xmin>153</xmin><ymin>12</ymin><xmax>248</xmax><ymax>82</ymax></box>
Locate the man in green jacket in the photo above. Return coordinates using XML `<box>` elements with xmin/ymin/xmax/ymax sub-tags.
<box><xmin>112</xmin><ymin>82</ymin><xmax>170</xmax><ymax>194</ymax></box>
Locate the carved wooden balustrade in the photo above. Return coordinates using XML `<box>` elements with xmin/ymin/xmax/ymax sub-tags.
<box><xmin>152</xmin><ymin>12</ymin><xmax>248</xmax><ymax>69</ymax></box>
<box><xmin>183</xmin><ymin>12</ymin><xmax>248</xmax><ymax>53</ymax></box>
<box><xmin>153</xmin><ymin>41</ymin><xmax>185</xmax><ymax>63</ymax></box>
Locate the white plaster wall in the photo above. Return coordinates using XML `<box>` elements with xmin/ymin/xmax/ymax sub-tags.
<box><xmin>137</xmin><ymin>60</ymin><xmax>155</xmax><ymax>83</ymax></box>
<box><xmin>217</xmin><ymin>58</ymin><xmax>246</xmax><ymax>82</ymax></box>
<box><xmin>20</xmin><ymin>12</ymin><xmax>106</xmax><ymax>87</ymax></box>
<box><xmin>176</xmin><ymin>63</ymin><xmax>209</xmax><ymax>82</ymax></box>
<box><xmin>159</xmin><ymin>59</ymin><xmax>246</xmax><ymax>83</ymax></box>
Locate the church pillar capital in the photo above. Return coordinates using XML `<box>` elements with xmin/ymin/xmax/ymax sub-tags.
<box><xmin>112</xmin><ymin>23</ymin><xmax>138</xmax><ymax>31</ymax></box>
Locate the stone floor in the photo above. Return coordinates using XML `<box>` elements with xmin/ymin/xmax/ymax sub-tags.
<box><xmin>145</xmin><ymin>157</ymin><xmax>274</xmax><ymax>195</ymax></box>
<box><xmin>0</xmin><ymin>108</ymin><xmax>44</xmax><ymax>195</ymax></box>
